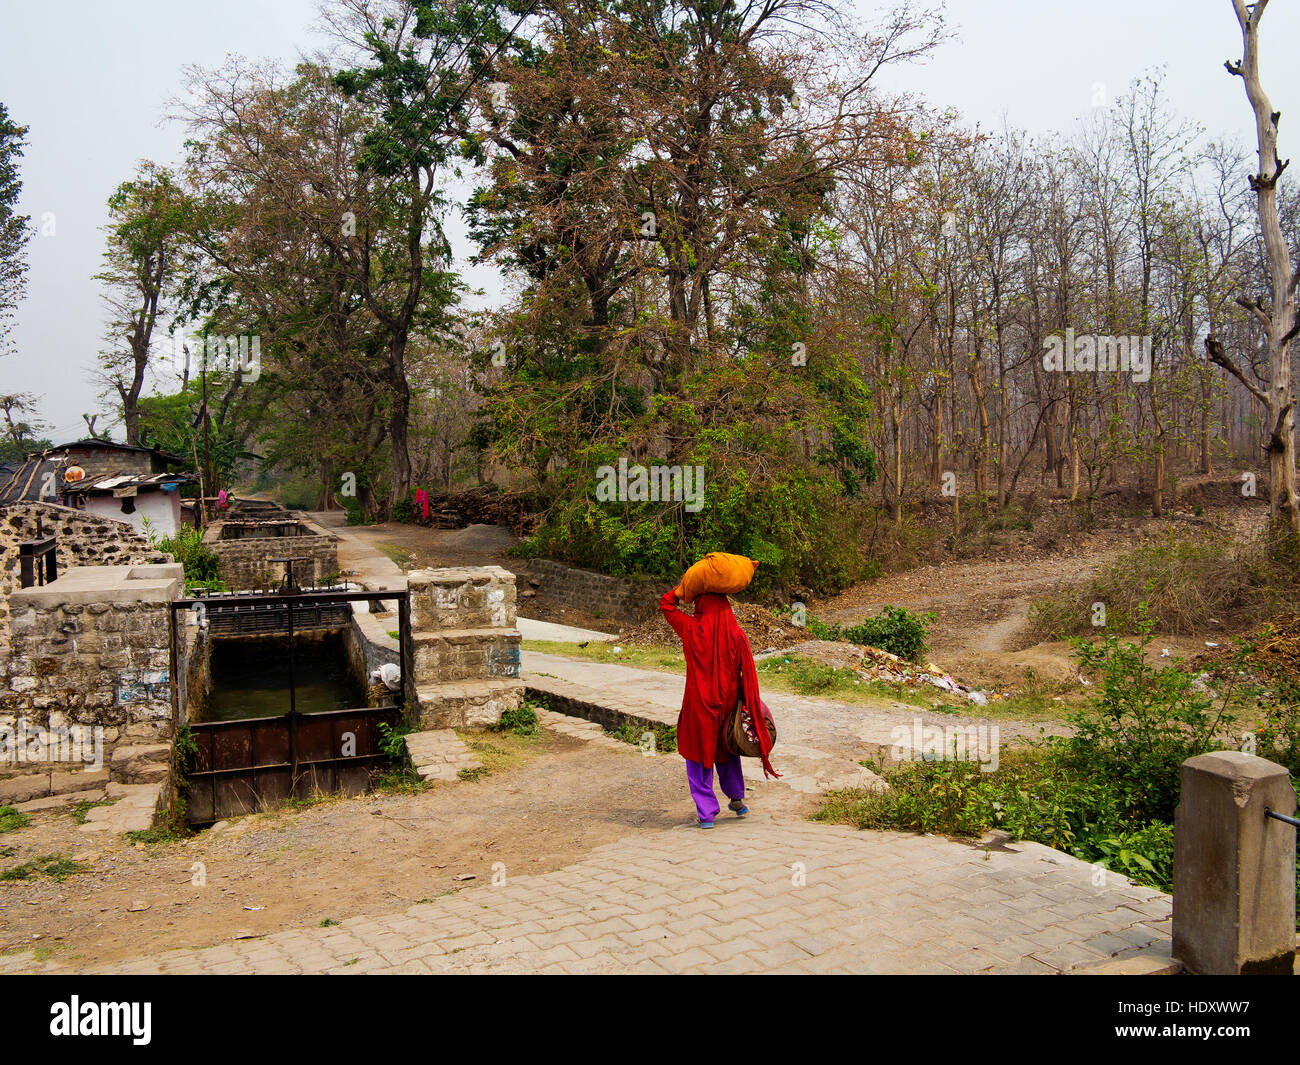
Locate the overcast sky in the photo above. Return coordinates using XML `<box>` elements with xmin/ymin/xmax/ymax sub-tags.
<box><xmin>2</xmin><ymin>0</ymin><xmax>1297</xmax><ymax>442</ymax></box>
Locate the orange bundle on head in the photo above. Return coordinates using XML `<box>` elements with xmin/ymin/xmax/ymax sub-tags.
<box><xmin>675</xmin><ymin>552</ymin><xmax>759</xmax><ymax>604</ymax></box>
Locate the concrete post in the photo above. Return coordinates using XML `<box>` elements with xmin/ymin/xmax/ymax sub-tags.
<box><xmin>406</xmin><ymin>567</ymin><xmax>524</xmax><ymax>729</ymax></box>
<box><xmin>1173</xmin><ymin>751</ymin><xmax>1296</xmax><ymax>975</ymax></box>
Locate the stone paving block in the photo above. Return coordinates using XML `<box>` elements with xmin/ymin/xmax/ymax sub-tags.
<box><xmin>42</xmin><ymin>806</ymin><xmax>1181</xmax><ymax>976</ymax></box>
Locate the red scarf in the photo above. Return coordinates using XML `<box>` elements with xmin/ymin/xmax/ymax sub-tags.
<box><xmin>660</xmin><ymin>589</ymin><xmax>779</xmax><ymax>778</ymax></box>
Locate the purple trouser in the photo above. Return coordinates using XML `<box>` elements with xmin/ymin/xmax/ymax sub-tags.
<box><xmin>686</xmin><ymin>756</ymin><xmax>744</xmax><ymax>821</ymax></box>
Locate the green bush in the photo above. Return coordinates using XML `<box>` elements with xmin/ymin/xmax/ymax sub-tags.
<box><xmin>151</xmin><ymin>525</ymin><xmax>226</xmax><ymax>593</ymax></box>
<box><xmin>1086</xmin><ymin>823</ymin><xmax>1175</xmax><ymax>893</ymax></box>
<box><xmin>524</xmin><ymin>461</ymin><xmax>877</xmax><ymax>597</ymax></box>
<box><xmin>1254</xmin><ymin>680</ymin><xmax>1300</xmax><ymax>778</ymax></box>
<box><xmin>1061</xmin><ymin>616</ymin><xmax>1234</xmax><ymax>824</ymax></box>
<box><xmin>278</xmin><ymin>474</ymin><xmax>323</xmax><ymax>512</ymax></box>
<box><xmin>493</xmin><ymin>702</ymin><xmax>541</xmax><ymax>737</ymax></box>
<box><xmin>817</xmin><ymin>625</ymin><xmax>1244</xmax><ymax>901</ymax></box>
<box><xmin>391</xmin><ymin>497</ymin><xmax>414</xmax><ymax>524</ymax></box>
<box><xmin>341</xmin><ymin>496</ymin><xmax>364</xmax><ymax>526</ymax></box>
<box><xmin>807</xmin><ymin>605</ymin><xmax>935</xmax><ymax>662</ymax></box>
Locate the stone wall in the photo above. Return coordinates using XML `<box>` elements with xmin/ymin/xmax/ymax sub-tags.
<box><xmin>342</xmin><ymin>612</ymin><xmax>400</xmax><ymax>696</ymax></box>
<box><xmin>408</xmin><ymin>566</ymin><xmax>524</xmax><ymax>728</ymax></box>
<box><xmin>205</xmin><ymin>516</ymin><xmax>339</xmax><ymax>591</ymax></box>
<box><xmin>0</xmin><ymin>502</ymin><xmax>171</xmax><ymax>680</ymax></box>
<box><xmin>526</xmin><ymin>559</ymin><xmax>658</xmax><ymax>623</ymax></box>
<box><xmin>179</xmin><ymin>624</ymin><xmax>210</xmax><ymax>725</ymax></box>
<box><xmin>0</xmin><ymin>564</ymin><xmax>183</xmax><ymax>804</ymax></box>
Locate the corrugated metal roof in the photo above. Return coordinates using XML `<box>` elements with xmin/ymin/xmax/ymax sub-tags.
<box><xmin>0</xmin><ymin>456</ymin><xmax>67</xmax><ymax>504</ymax></box>
<box><xmin>63</xmin><ymin>471</ymin><xmax>197</xmax><ymax>495</ymax></box>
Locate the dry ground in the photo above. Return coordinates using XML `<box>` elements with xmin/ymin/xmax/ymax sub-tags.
<box><xmin>332</xmin><ymin>504</ymin><xmax>1263</xmax><ymax>690</ymax></box>
<box><xmin>814</xmin><ymin>503</ymin><xmax>1267</xmax><ymax>689</ymax></box>
<box><xmin>0</xmin><ymin>728</ymin><xmax>796</xmax><ymax>970</ymax></box>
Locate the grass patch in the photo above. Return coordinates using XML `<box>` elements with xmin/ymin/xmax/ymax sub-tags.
<box><xmin>70</xmin><ymin>799</ymin><xmax>113</xmax><ymax>825</ymax></box>
<box><xmin>376</xmin><ymin>542</ymin><xmax>415</xmax><ymax>570</ymax></box>
<box><xmin>271</xmin><ymin>793</ymin><xmax>341</xmax><ymax>815</ymax></box>
<box><xmin>1</xmin><ymin>853</ymin><xmax>89</xmax><ymax>883</ymax></box>
<box><xmin>610</xmin><ymin>719</ymin><xmax>678</xmax><ymax>753</ymax></box>
<box><xmin>1030</xmin><ymin>528</ymin><xmax>1300</xmax><ymax>638</ymax></box>
<box><xmin>124</xmin><ymin>824</ymin><xmax>191</xmax><ymax>846</ymax></box>
<box><xmin>458</xmin><ymin>728</ymin><xmax>544</xmax><ymax>778</ymax></box>
<box><xmin>0</xmin><ymin>806</ymin><xmax>30</xmax><ymax>834</ymax></box>
<box><xmin>492</xmin><ymin>701</ymin><xmax>542</xmax><ymax>737</ymax></box>
<box><xmin>522</xmin><ymin>639</ymin><xmax>684</xmax><ymax>672</ymax></box>
<box><xmin>372</xmin><ymin>766</ymin><xmax>430</xmax><ymax>795</ymax></box>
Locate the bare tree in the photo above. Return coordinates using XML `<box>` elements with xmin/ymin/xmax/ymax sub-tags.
<box><xmin>1208</xmin><ymin>0</ymin><xmax>1299</xmax><ymax>536</ymax></box>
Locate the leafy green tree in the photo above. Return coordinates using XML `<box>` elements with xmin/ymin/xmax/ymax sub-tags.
<box><xmin>464</xmin><ymin>0</ymin><xmax>930</xmax><ymax>591</ymax></box>
<box><xmin>96</xmin><ymin>164</ymin><xmax>192</xmax><ymax>444</ymax></box>
<box><xmin>0</xmin><ymin>103</ymin><xmax>31</xmax><ymax>364</ymax></box>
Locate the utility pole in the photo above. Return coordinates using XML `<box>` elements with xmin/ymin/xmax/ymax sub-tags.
<box><xmin>201</xmin><ymin>342</ymin><xmax>213</xmax><ymax>524</ymax></box>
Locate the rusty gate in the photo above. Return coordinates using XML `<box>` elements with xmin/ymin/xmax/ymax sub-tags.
<box><xmin>170</xmin><ymin>581</ymin><xmax>410</xmax><ymax>824</ymax></box>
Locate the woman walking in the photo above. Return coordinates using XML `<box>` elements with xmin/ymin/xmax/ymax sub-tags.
<box><xmin>659</xmin><ymin>586</ymin><xmax>778</xmax><ymax>828</ymax></box>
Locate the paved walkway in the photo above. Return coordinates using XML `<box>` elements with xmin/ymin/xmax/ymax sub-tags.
<box><xmin>517</xmin><ymin>617</ymin><xmax>616</xmax><ymax>642</ymax></box>
<box><xmin>523</xmin><ymin>651</ymin><xmax>1064</xmax><ymax>796</ymax></box>
<box><xmin>6</xmin><ymin>813</ymin><xmax>1172</xmax><ymax>975</ymax></box>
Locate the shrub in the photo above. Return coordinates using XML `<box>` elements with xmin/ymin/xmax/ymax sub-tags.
<box><xmin>493</xmin><ymin>702</ymin><xmax>541</xmax><ymax>737</ymax></box>
<box><xmin>151</xmin><ymin>525</ymin><xmax>225</xmax><ymax>594</ymax></box>
<box><xmin>1029</xmin><ymin>529</ymin><xmax>1300</xmax><ymax>637</ymax></box>
<box><xmin>817</xmin><ymin>627</ymin><xmax>1243</xmax><ymax>901</ymax></box>
<box><xmin>1254</xmin><ymin>679</ymin><xmax>1300</xmax><ymax>778</ymax></box>
<box><xmin>1084</xmin><ymin>823</ymin><xmax>1175</xmax><ymax>894</ymax></box>
<box><xmin>807</xmin><ymin>605</ymin><xmax>935</xmax><ymax>662</ymax></box>
<box><xmin>1061</xmin><ymin>616</ymin><xmax>1235</xmax><ymax>824</ymax></box>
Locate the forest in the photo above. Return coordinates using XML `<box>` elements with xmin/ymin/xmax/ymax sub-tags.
<box><xmin>2</xmin><ymin>0</ymin><xmax>1296</xmax><ymax>595</ymax></box>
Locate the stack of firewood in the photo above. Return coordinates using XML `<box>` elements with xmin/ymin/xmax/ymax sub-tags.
<box><xmin>418</xmin><ymin>486</ymin><xmax>539</xmax><ymax>534</ymax></box>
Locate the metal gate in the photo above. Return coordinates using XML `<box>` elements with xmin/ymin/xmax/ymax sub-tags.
<box><xmin>170</xmin><ymin>581</ymin><xmax>410</xmax><ymax>824</ymax></box>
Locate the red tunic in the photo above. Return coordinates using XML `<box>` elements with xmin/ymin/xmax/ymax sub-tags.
<box><xmin>659</xmin><ymin>588</ymin><xmax>778</xmax><ymax>777</ymax></box>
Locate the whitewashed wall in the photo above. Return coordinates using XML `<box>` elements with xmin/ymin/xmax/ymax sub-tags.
<box><xmin>84</xmin><ymin>491</ymin><xmax>182</xmax><ymax>539</ymax></box>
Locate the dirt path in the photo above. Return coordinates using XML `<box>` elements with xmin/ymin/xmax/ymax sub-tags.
<box><xmin>810</xmin><ymin>514</ymin><xmax>1236</xmax><ymax>689</ymax></box>
<box><xmin>312</xmin><ymin>514</ymin><xmax>622</xmax><ymax>633</ymax></box>
<box><xmin>0</xmin><ymin>728</ymin><xmax>713</xmax><ymax>970</ymax></box>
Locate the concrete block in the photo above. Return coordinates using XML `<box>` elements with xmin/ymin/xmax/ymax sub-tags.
<box><xmin>1173</xmin><ymin>751</ymin><xmax>1297</xmax><ymax>975</ymax></box>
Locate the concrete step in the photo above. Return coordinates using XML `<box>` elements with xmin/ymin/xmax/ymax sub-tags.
<box><xmin>109</xmin><ymin>744</ymin><xmax>172</xmax><ymax>785</ymax></box>
<box><xmin>78</xmin><ymin>782</ymin><xmax>162</xmax><ymax>834</ymax></box>
<box><xmin>402</xmin><ymin>728</ymin><xmax>484</xmax><ymax>782</ymax></box>
<box><xmin>12</xmin><ymin>787</ymin><xmax>109</xmax><ymax>814</ymax></box>
<box><xmin>1</xmin><ymin>768</ymin><xmax>110</xmax><ymax>804</ymax></box>
<box><xmin>411</xmin><ymin>628</ymin><xmax>521</xmax><ymax>682</ymax></box>
<box><xmin>408</xmin><ymin>566</ymin><xmax>517</xmax><ymax>631</ymax></box>
<box><xmin>415</xmin><ymin>678</ymin><xmax>526</xmax><ymax>729</ymax></box>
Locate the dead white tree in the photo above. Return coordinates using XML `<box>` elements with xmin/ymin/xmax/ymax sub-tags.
<box><xmin>1206</xmin><ymin>0</ymin><xmax>1299</xmax><ymax>536</ymax></box>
